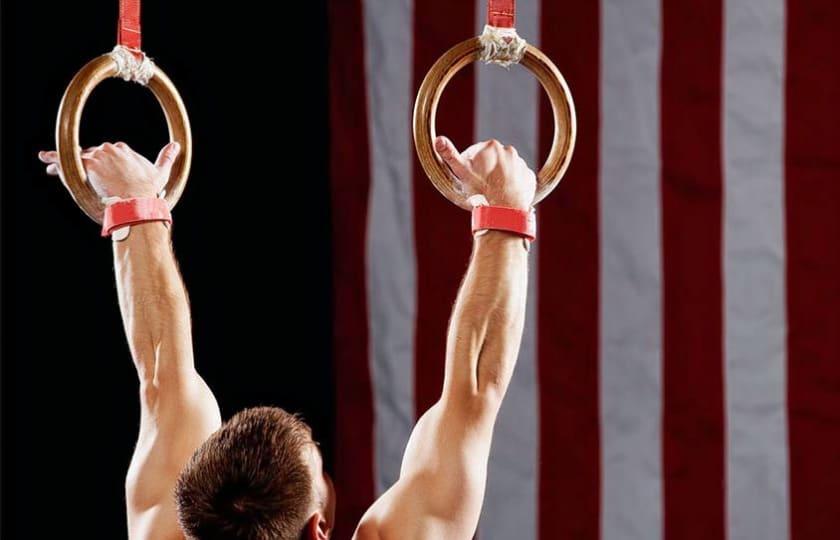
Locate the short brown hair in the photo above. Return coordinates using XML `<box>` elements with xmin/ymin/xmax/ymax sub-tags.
<box><xmin>175</xmin><ymin>407</ymin><xmax>315</xmax><ymax>540</ymax></box>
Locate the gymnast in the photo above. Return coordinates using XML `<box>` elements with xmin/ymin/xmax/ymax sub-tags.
<box><xmin>37</xmin><ymin>135</ymin><xmax>536</xmax><ymax>540</ymax></box>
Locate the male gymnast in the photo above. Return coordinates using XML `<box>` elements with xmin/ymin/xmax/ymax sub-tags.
<box><xmin>38</xmin><ymin>133</ymin><xmax>535</xmax><ymax>540</ymax></box>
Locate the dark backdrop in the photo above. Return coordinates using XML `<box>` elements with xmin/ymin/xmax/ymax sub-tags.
<box><xmin>1</xmin><ymin>1</ymin><xmax>333</xmax><ymax>537</ymax></box>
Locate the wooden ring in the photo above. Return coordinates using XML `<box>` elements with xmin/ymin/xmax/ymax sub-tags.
<box><xmin>413</xmin><ymin>38</ymin><xmax>576</xmax><ymax>210</ymax></box>
<box><xmin>55</xmin><ymin>55</ymin><xmax>192</xmax><ymax>224</ymax></box>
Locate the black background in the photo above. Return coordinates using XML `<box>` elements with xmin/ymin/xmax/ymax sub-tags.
<box><xmin>1</xmin><ymin>1</ymin><xmax>334</xmax><ymax>537</ymax></box>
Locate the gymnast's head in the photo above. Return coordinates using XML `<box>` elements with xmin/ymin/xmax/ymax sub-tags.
<box><xmin>175</xmin><ymin>407</ymin><xmax>336</xmax><ymax>540</ymax></box>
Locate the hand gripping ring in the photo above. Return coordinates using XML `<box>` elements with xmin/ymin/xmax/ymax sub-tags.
<box><xmin>413</xmin><ymin>36</ymin><xmax>576</xmax><ymax>210</ymax></box>
<box><xmin>55</xmin><ymin>48</ymin><xmax>192</xmax><ymax>224</ymax></box>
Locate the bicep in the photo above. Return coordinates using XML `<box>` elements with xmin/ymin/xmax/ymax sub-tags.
<box><xmin>126</xmin><ymin>370</ymin><xmax>221</xmax><ymax>537</ymax></box>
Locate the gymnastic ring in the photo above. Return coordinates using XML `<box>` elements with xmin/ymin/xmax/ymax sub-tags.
<box><xmin>55</xmin><ymin>54</ymin><xmax>192</xmax><ymax>224</ymax></box>
<box><xmin>413</xmin><ymin>37</ymin><xmax>576</xmax><ymax>210</ymax></box>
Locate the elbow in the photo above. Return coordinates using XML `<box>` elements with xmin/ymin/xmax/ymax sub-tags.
<box><xmin>446</xmin><ymin>388</ymin><xmax>502</xmax><ymax>429</ymax></box>
<box><xmin>135</xmin><ymin>364</ymin><xmax>200</xmax><ymax>413</ymax></box>
<box><xmin>448</xmin><ymin>372</ymin><xmax>506</xmax><ymax>422</ymax></box>
<box><xmin>131</xmin><ymin>348</ymin><xmax>159</xmax><ymax>387</ymax></box>
<box><xmin>132</xmin><ymin>345</ymin><xmax>195</xmax><ymax>397</ymax></box>
<box><xmin>474</xmin><ymin>381</ymin><xmax>505</xmax><ymax>418</ymax></box>
<box><xmin>475</xmin><ymin>346</ymin><xmax>516</xmax><ymax>404</ymax></box>
<box><xmin>476</xmin><ymin>364</ymin><xmax>507</xmax><ymax>405</ymax></box>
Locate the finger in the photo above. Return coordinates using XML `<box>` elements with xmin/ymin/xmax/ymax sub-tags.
<box><xmin>74</xmin><ymin>146</ymin><xmax>100</xmax><ymax>159</ymax></box>
<box><xmin>434</xmin><ymin>136</ymin><xmax>470</xmax><ymax>180</ymax></box>
<box><xmin>114</xmin><ymin>141</ymin><xmax>129</xmax><ymax>150</ymax></box>
<box><xmin>79</xmin><ymin>144</ymin><xmax>105</xmax><ymax>159</ymax></box>
<box><xmin>461</xmin><ymin>142</ymin><xmax>485</xmax><ymax>161</ymax></box>
<box><xmin>483</xmin><ymin>139</ymin><xmax>504</xmax><ymax>153</ymax></box>
<box><xmin>155</xmin><ymin>141</ymin><xmax>181</xmax><ymax>173</ymax></box>
<box><xmin>46</xmin><ymin>163</ymin><xmax>61</xmax><ymax>176</ymax></box>
<box><xmin>38</xmin><ymin>150</ymin><xmax>58</xmax><ymax>164</ymax></box>
<box><xmin>83</xmin><ymin>143</ymin><xmax>109</xmax><ymax>159</ymax></box>
<box><xmin>42</xmin><ymin>147</ymin><xmax>102</xmax><ymax>163</ymax></box>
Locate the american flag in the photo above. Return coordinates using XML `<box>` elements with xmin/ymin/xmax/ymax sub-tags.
<box><xmin>328</xmin><ymin>0</ymin><xmax>839</xmax><ymax>539</ymax></box>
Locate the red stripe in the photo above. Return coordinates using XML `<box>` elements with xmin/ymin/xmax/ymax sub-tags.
<box><xmin>487</xmin><ymin>0</ymin><xmax>515</xmax><ymax>28</ymax></box>
<box><xmin>536</xmin><ymin>1</ymin><xmax>600</xmax><ymax>538</ymax></box>
<box><xmin>786</xmin><ymin>2</ymin><xmax>840</xmax><ymax>538</ymax></box>
<box><xmin>118</xmin><ymin>0</ymin><xmax>142</xmax><ymax>51</ymax></box>
<box><xmin>329</xmin><ymin>0</ymin><xmax>375</xmax><ymax>536</ymax></box>
<box><xmin>660</xmin><ymin>2</ymin><xmax>725</xmax><ymax>539</ymax></box>
<box><xmin>412</xmin><ymin>2</ymin><xmax>475</xmax><ymax>417</ymax></box>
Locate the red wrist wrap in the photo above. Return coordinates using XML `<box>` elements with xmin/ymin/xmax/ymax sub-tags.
<box><xmin>101</xmin><ymin>197</ymin><xmax>172</xmax><ymax>237</ymax></box>
<box><xmin>471</xmin><ymin>205</ymin><xmax>536</xmax><ymax>242</ymax></box>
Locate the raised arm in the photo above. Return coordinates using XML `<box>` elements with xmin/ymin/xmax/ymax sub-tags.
<box><xmin>356</xmin><ymin>137</ymin><xmax>535</xmax><ymax>540</ymax></box>
<box><xmin>116</xmin><ymin>218</ymin><xmax>222</xmax><ymax>540</ymax></box>
<box><xmin>39</xmin><ymin>143</ymin><xmax>221</xmax><ymax>539</ymax></box>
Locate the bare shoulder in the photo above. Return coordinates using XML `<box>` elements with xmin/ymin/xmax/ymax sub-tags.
<box><xmin>353</xmin><ymin>480</ymin><xmax>419</xmax><ymax>540</ymax></box>
<box><xmin>353</xmin><ymin>474</ymin><xmax>467</xmax><ymax>540</ymax></box>
<box><xmin>352</xmin><ymin>518</ymin><xmax>382</xmax><ymax>540</ymax></box>
<box><xmin>351</xmin><ymin>484</ymin><xmax>398</xmax><ymax>540</ymax></box>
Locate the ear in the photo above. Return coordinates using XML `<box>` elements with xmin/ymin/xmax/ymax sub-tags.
<box><xmin>304</xmin><ymin>513</ymin><xmax>332</xmax><ymax>540</ymax></box>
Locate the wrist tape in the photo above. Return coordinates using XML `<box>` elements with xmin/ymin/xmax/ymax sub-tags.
<box><xmin>101</xmin><ymin>197</ymin><xmax>172</xmax><ymax>238</ymax></box>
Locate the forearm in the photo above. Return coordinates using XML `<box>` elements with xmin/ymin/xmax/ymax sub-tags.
<box><xmin>444</xmin><ymin>231</ymin><xmax>529</xmax><ymax>404</ymax></box>
<box><xmin>113</xmin><ymin>222</ymin><xmax>194</xmax><ymax>384</ymax></box>
<box><xmin>115</xmin><ymin>224</ymin><xmax>221</xmax><ymax>532</ymax></box>
<box><xmin>386</xmin><ymin>231</ymin><xmax>528</xmax><ymax>534</ymax></box>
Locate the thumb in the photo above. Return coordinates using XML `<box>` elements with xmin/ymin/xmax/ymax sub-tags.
<box><xmin>155</xmin><ymin>141</ymin><xmax>181</xmax><ymax>173</ymax></box>
<box><xmin>435</xmin><ymin>136</ymin><xmax>470</xmax><ymax>180</ymax></box>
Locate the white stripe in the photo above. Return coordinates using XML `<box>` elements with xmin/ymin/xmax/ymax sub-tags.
<box><xmin>476</xmin><ymin>1</ymin><xmax>540</xmax><ymax>538</ymax></box>
<box><xmin>723</xmin><ymin>1</ymin><xmax>789</xmax><ymax>539</ymax></box>
<box><xmin>599</xmin><ymin>1</ymin><xmax>664</xmax><ymax>539</ymax></box>
<box><xmin>362</xmin><ymin>0</ymin><xmax>417</xmax><ymax>495</ymax></box>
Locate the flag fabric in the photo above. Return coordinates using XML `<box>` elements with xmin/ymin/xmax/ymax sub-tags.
<box><xmin>329</xmin><ymin>0</ymin><xmax>840</xmax><ymax>538</ymax></box>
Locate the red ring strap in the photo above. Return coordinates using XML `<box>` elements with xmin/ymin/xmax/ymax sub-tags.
<box><xmin>487</xmin><ymin>0</ymin><xmax>516</xmax><ymax>28</ymax></box>
<box><xmin>472</xmin><ymin>205</ymin><xmax>536</xmax><ymax>242</ymax></box>
<box><xmin>118</xmin><ymin>0</ymin><xmax>142</xmax><ymax>54</ymax></box>
<box><xmin>101</xmin><ymin>197</ymin><xmax>172</xmax><ymax>237</ymax></box>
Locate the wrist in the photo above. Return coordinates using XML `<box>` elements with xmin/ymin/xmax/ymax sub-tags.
<box><xmin>113</xmin><ymin>221</ymin><xmax>171</xmax><ymax>255</ymax></box>
<box><xmin>121</xmin><ymin>191</ymin><xmax>159</xmax><ymax>199</ymax></box>
<box><xmin>126</xmin><ymin>220</ymin><xmax>170</xmax><ymax>235</ymax></box>
<box><xmin>111</xmin><ymin>220</ymin><xmax>170</xmax><ymax>244</ymax></box>
<box><xmin>102</xmin><ymin>197</ymin><xmax>172</xmax><ymax>240</ymax></box>
<box><xmin>474</xmin><ymin>230</ymin><xmax>532</xmax><ymax>256</ymax></box>
<box><xmin>486</xmin><ymin>199</ymin><xmax>531</xmax><ymax>211</ymax></box>
<box><xmin>101</xmin><ymin>186</ymin><xmax>160</xmax><ymax>200</ymax></box>
<box><xmin>470</xmin><ymin>203</ymin><xmax>536</xmax><ymax>246</ymax></box>
<box><xmin>475</xmin><ymin>229</ymin><xmax>527</xmax><ymax>244</ymax></box>
<box><xmin>480</xmin><ymin>190</ymin><xmax>533</xmax><ymax>210</ymax></box>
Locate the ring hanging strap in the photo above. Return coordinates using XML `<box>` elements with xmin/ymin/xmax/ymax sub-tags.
<box><xmin>487</xmin><ymin>0</ymin><xmax>516</xmax><ymax>28</ymax></box>
<box><xmin>118</xmin><ymin>0</ymin><xmax>142</xmax><ymax>53</ymax></box>
<box><xmin>481</xmin><ymin>0</ymin><xmax>525</xmax><ymax>67</ymax></box>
